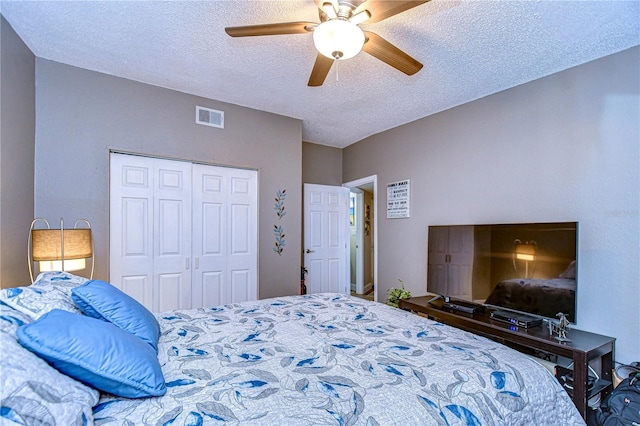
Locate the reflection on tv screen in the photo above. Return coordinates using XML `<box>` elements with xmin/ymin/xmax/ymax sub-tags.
<box><xmin>427</xmin><ymin>222</ymin><xmax>577</xmax><ymax>322</ymax></box>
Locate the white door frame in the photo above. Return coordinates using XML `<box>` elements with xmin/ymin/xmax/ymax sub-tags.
<box><xmin>343</xmin><ymin>175</ymin><xmax>378</xmax><ymax>302</ymax></box>
<box><xmin>350</xmin><ymin>189</ymin><xmax>364</xmax><ymax>294</ymax></box>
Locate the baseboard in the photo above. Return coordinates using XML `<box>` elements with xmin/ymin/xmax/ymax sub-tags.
<box><xmin>351</xmin><ymin>282</ymin><xmax>373</xmax><ymax>295</ymax></box>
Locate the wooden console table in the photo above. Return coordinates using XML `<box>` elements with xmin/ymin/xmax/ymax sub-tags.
<box><xmin>399</xmin><ymin>296</ymin><xmax>615</xmax><ymax>420</ymax></box>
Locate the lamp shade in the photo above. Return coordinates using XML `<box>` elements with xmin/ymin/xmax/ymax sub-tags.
<box><xmin>515</xmin><ymin>243</ymin><xmax>536</xmax><ymax>261</ymax></box>
<box><xmin>28</xmin><ymin>218</ymin><xmax>95</xmax><ymax>282</ymax></box>
<box><xmin>32</xmin><ymin>229</ymin><xmax>93</xmax><ymax>260</ymax></box>
<box><xmin>32</xmin><ymin>228</ymin><xmax>92</xmax><ymax>272</ymax></box>
<box><xmin>313</xmin><ymin>19</ymin><xmax>365</xmax><ymax>60</ymax></box>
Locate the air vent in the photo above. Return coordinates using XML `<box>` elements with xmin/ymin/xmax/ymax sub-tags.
<box><xmin>196</xmin><ymin>106</ymin><xmax>224</xmax><ymax>129</ymax></box>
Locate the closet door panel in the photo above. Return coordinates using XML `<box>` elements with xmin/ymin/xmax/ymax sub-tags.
<box><xmin>230</xmin><ymin>204</ymin><xmax>250</xmax><ymax>254</ymax></box>
<box><xmin>202</xmin><ymin>203</ymin><xmax>223</xmax><ymax>255</ymax></box>
<box><xmin>110</xmin><ymin>154</ymin><xmax>154</xmax><ymax>309</ymax></box>
<box><xmin>157</xmin><ymin>273</ymin><xmax>185</xmax><ymax>313</ymax></box>
<box><xmin>230</xmin><ymin>270</ymin><xmax>250</xmax><ymax>303</ymax></box>
<box><xmin>192</xmin><ymin>166</ymin><xmax>228</xmax><ymax>306</ymax></box>
<box><xmin>226</xmin><ymin>172</ymin><xmax>258</xmax><ymax>303</ymax></box>
<box><xmin>202</xmin><ymin>271</ymin><xmax>224</xmax><ymax>307</ymax></box>
<box><xmin>121</xmin><ymin>275</ymin><xmax>152</xmax><ymax>310</ymax></box>
<box><xmin>193</xmin><ymin>165</ymin><xmax>257</xmax><ymax>307</ymax></box>
<box><xmin>153</xmin><ymin>159</ymin><xmax>192</xmax><ymax>311</ymax></box>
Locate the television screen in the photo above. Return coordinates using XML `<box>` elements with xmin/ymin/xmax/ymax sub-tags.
<box><xmin>427</xmin><ymin>222</ymin><xmax>578</xmax><ymax>322</ymax></box>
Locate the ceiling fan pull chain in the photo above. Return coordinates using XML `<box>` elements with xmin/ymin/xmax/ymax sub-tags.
<box><xmin>335</xmin><ymin>58</ymin><xmax>339</xmax><ymax>82</ymax></box>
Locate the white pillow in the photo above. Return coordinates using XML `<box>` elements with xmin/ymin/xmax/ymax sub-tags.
<box><xmin>0</xmin><ymin>330</ymin><xmax>99</xmax><ymax>424</ymax></box>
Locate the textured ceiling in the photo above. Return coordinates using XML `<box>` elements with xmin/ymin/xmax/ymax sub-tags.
<box><xmin>1</xmin><ymin>0</ymin><xmax>638</xmax><ymax>148</ymax></box>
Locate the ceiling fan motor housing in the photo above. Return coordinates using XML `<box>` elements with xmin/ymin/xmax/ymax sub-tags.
<box><xmin>313</xmin><ymin>19</ymin><xmax>365</xmax><ymax>60</ymax></box>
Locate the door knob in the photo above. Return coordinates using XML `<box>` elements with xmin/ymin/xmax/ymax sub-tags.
<box><xmin>306</xmin><ymin>249</ymin><xmax>315</xmax><ymax>253</ymax></box>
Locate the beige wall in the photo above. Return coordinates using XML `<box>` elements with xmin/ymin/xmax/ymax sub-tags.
<box><xmin>0</xmin><ymin>16</ymin><xmax>35</xmax><ymax>287</ymax></box>
<box><xmin>343</xmin><ymin>46</ymin><xmax>639</xmax><ymax>364</ymax></box>
<box><xmin>34</xmin><ymin>60</ymin><xmax>303</xmax><ymax>299</ymax></box>
<box><xmin>302</xmin><ymin>142</ymin><xmax>342</xmax><ymax>185</ymax></box>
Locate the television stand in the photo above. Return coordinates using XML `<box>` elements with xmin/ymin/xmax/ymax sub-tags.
<box><xmin>399</xmin><ymin>296</ymin><xmax>615</xmax><ymax>421</ymax></box>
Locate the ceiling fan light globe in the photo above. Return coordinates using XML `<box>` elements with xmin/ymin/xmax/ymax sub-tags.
<box><xmin>313</xmin><ymin>19</ymin><xmax>365</xmax><ymax>60</ymax></box>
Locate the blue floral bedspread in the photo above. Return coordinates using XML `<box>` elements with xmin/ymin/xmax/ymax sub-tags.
<box><xmin>94</xmin><ymin>293</ymin><xmax>584</xmax><ymax>425</ymax></box>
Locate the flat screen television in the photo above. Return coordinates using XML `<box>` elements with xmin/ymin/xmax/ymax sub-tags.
<box><xmin>427</xmin><ymin>221</ymin><xmax>578</xmax><ymax>322</ymax></box>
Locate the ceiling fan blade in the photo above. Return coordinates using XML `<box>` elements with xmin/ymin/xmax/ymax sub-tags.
<box><xmin>362</xmin><ymin>31</ymin><xmax>423</xmax><ymax>75</ymax></box>
<box><xmin>225</xmin><ymin>22</ymin><xmax>316</xmax><ymax>37</ymax></box>
<box><xmin>308</xmin><ymin>54</ymin><xmax>335</xmax><ymax>87</ymax></box>
<box><xmin>355</xmin><ymin>0</ymin><xmax>430</xmax><ymax>23</ymax></box>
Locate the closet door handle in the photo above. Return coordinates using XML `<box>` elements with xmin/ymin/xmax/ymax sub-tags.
<box><xmin>185</xmin><ymin>257</ymin><xmax>190</xmax><ymax>270</ymax></box>
<box><xmin>195</xmin><ymin>257</ymin><xmax>199</xmax><ymax>269</ymax></box>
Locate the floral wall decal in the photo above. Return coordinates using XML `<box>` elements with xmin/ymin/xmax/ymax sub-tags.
<box><xmin>273</xmin><ymin>189</ymin><xmax>286</xmax><ymax>256</ymax></box>
<box><xmin>274</xmin><ymin>189</ymin><xmax>286</xmax><ymax>219</ymax></box>
<box><xmin>273</xmin><ymin>225</ymin><xmax>285</xmax><ymax>256</ymax></box>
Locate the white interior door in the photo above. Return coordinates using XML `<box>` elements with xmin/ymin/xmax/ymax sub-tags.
<box><xmin>192</xmin><ymin>164</ymin><xmax>257</xmax><ymax>306</ymax></box>
<box><xmin>304</xmin><ymin>183</ymin><xmax>350</xmax><ymax>294</ymax></box>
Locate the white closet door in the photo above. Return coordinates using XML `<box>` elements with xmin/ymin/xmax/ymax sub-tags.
<box><xmin>110</xmin><ymin>153</ymin><xmax>156</xmax><ymax>308</ymax></box>
<box><xmin>225</xmin><ymin>168</ymin><xmax>258</xmax><ymax>303</ymax></box>
<box><xmin>111</xmin><ymin>153</ymin><xmax>258</xmax><ymax>312</ymax></box>
<box><xmin>153</xmin><ymin>158</ymin><xmax>192</xmax><ymax>312</ymax></box>
<box><xmin>192</xmin><ymin>164</ymin><xmax>257</xmax><ymax>306</ymax></box>
<box><xmin>111</xmin><ymin>154</ymin><xmax>192</xmax><ymax>312</ymax></box>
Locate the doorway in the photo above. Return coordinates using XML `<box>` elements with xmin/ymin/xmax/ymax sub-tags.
<box><xmin>343</xmin><ymin>176</ymin><xmax>377</xmax><ymax>302</ymax></box>
<box><xmin>303</xmin><ymin>183</ymin><xmax>350</xmax><ymax>295</ymax></box>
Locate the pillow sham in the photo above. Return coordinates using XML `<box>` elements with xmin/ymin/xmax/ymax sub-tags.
<box><xmin>17</xmin><ymin>309</ymin><xmax>166</xmax><ymax>399</ymax></box>
<box><xmin>1</xmin><ymin>330</ymin><xmax>99</xmax><ymax>424</ymax></box>
<box><xmin>0</xmin><ymin>300</ymin><xmax>33</xmax><ymax>338</ymax></box>
<box><xmin>72</xmin><ymin>279</ymin><xmax>160</xmax><ymax>352</ymax></box>
<box><xmin>0</xmin><ymin>284</ymin><xmax>82</xmax><ymax>320</ymax></box>
<box><xmin>31</xmin><ymin>271</ymin><xmax>90</xmax><ymax>296</ymax></box>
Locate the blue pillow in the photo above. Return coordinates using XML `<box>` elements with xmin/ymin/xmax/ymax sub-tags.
<box><xmin>17</xmin><ymin>309</ymin><xmax>166</xmax><ymax>398</ymax></box>
<box><xmin>72</xmin><ymin>280</ymin><xmax>160</xmax><ymax>352</ymax></box>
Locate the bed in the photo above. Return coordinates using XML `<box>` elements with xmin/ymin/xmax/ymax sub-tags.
<box><xmin>1</xmin><ymin>272</ymin><xmax>585</xmax><ymax>425</ymax></box>
<box><xmin>484</xmin><ymin>277</ymin><xmax>576</xmax><ymax>321</ymax></box>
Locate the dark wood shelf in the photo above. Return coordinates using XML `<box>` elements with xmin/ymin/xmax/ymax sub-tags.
<box><xmin>588</xmin><ymin>379</ymin><xmax>612</xmax><ymax>399</ymax></box>
<box><xmin>399</xmin><ymin>296</ymin><xmax>615</xmax><ymax>420</ymax></box>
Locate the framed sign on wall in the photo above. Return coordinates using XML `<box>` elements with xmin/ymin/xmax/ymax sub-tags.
<box><xmin>387</xmin><ymin>179</ymin><xmax>410</xmax><ymax>219</ymax></box>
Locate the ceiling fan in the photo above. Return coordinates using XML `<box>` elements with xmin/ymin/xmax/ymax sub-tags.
<box><xmin>225</xmin><ymin>0</ymin><xmax>429</xmax><ymax>87</ymax></box>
